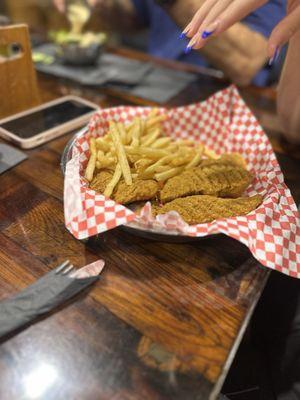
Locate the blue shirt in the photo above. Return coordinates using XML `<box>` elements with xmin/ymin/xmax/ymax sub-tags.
<box><xmin>131</xmin><ymin>0</ymin><xmax>286</xmax><ymax>86</ymax></box>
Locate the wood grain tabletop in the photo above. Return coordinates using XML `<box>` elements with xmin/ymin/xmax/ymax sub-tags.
<box><xmin>0</xmin><ymin>47</ymin><xmax>299</xmax><ymax>400</ymax></box>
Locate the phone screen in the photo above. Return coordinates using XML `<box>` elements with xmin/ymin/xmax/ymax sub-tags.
<box><xmin>0</xmin><ymin>100</ymin><xmax>95</xmax><ymax>139</ymax></box>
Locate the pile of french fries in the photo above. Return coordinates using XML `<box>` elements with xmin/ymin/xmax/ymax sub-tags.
<box><xmin>85</xmin><ymin>109</ymin><xmax>219</xmax><ymax>198</ymax></box>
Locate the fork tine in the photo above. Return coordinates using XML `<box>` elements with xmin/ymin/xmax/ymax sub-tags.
<box><xmin>61</xmin><ymin>264</ymin><xmax>75</xmax><ymax>276</ymax></box>
<box><xmin>55</xmin><ymin>260</ymin><xmax>70</xmax><ymax>274</ymax></box>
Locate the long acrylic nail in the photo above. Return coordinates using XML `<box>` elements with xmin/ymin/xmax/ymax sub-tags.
<box><xmin>269</xmin><ymin>46</ymin><xmax>280</xmax><ymax>66</ymax></box>
<box><xmin>180</xmin><ymin>25</ymin><xmax>191</xmax><ymax>39</ymax></box>
<box><xmin>202</xmin><ymin>30</ymin><xmax>215</xmax><ymax>39</ymax></box>
<box><xmin>185</xmin><ymin>45</ymin><xmax>193</xmax><ymax>54</ymax></box>
<box><xmin>201</xmin><ymin>21</ymin><xmax>219</xmax><ymax>39</ymax></box>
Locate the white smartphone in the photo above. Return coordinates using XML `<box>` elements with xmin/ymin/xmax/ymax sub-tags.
<box><xmin>0</xmin><ymin>96</ymin><xmax>99</xmax><ymax>149</ymax></box>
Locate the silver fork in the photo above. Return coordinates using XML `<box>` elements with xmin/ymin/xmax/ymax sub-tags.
<box><xmin>55</xmin><ymin>260</ymin><xmax>76</xmax><ymax>276</ymax></box>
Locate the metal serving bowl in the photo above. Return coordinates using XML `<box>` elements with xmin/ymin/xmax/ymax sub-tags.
<box><xmin>57</xmin><ymin>42</ymin><xmax>104</xmax><ymax>66</ymax></box>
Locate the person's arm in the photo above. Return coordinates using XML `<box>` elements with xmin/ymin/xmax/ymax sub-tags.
<box><xmin>164</xmin><ymin>0</ymin><xmax>268</xmax><ymax>86</ymax></box>
<box><xmin>194</xmin><ymin>24</ymin><xmax>268</xmax><ymax>86</ymax></box>
<box><xmin>277</xmin><ymin>31</ymin><xmax>300</xmax><ymax>144</ymax></box>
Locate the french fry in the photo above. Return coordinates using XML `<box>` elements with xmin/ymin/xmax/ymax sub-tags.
<box><xmin>127</xmin><ymin>154</ymin><xmax>140</xmax><ymax>164</ymax></box>
<box><xmin>97</xmin><ymin>150</ymin><xmax>104</xmax><ymax>159</ymax></box>
<box><xmin>167</xmin><ymin>143</ymin><xmax>189</xmax><ymax>166</ymax></box>
<box><xmin>135</xmin><ymin>158</ymin><xmax>153</xmax><ymax>173</ymax></box>
<box><xmin>106</xmin><ymin>150</ymin><xmax>115</xmax><ymax>158</ymax></box>
<box><xmin>155</xmin><ymin>167</ymin><xmax>183</xmax><ymax>182</ymax></box>
<box><xmin>140</xmin><ymin>119</ymin><xmax>146</xmax><ymax>136</ymax></box>
<box><xmin>146</xmin><ymin>124</ymin><xmax>160</xmax><ymax>136</ymax></box>
<box><xmin>139</xmin><ymin>164</ymin><xmax>170</xmax><ymax>179</ymax></box>
<box><xmin>155</xmin><ymin>165</ymin><xmax>170</xmax><ymax>173</ymax></box>
<box><xmin>126</xmin><ymin>126</ymin><xmax>133</xmax><ymax>145</ymax></box>
<box><xmin>126</xmin><ymin>120</ymin><xmax>140</xmax><ymax>145</ymax></box>
<box><xmin>171</xmin><ymin>152</ymin><xmax>195</xmax><ymax>167</ymax></box>
<box><xmin>90</xmin><ymin>137</ymin><xmax>97</xmax><ymax>153</ymax></box>
<box><xmin>143</xmin><ymin>154</ymin><xmax>176</xmax><ymax>175</ymax></box>
<box><xmin>97</xmin><ymin>155</ymin><xmax>116</xmax><ymax>168</ymax></box>
<box><xmin>125</xmin><ymin>121</ymin><xmax>134</xmax><ymax>133</ymax></box>
<box><xmin>148</xmin><ymin>108</ymin><xmax>158</xmax><ymax>119</ymax></box>
<box><xmin>103</xmin><ymin>133</ymin><xmax>112</xmax><ymax>142</ymax></box>
<box><xmin>204</xmin><ymin>147</ymin><xmax>219</xmax><ymax>159</ymax></box>
<box><xmin>166</xmin><ymin>144</ymin><xmax>178</xmax><ymax>152</ymax></box>
<box><xmin>174</xmin><ymin>145</ymin><xmax>189</xmax><ymax>154</ymax></box>
<box><xmin>198</xmin><ymin>143</ymin><xmax>205</xmax><ymax>154</ymax></box>
<box><xmin>146</xmin><ymin>115</ymin><xmax>166</xmax><ymax>129</ymax></box>
<box><xmin>118</xmin><ymin>122</ymin><xmax>128</xmax><ymax>145</ymax></box>
<box><xmin>177</xmin><ymin>139</ymin><xmax>195</xmax><ymax>147</ymax></box>
<box><xmin>125</xmin><ymin>146</ymin><xmax>169</xmax><ymax>160</ymax></box>
<box><xmin>110</xmin><ymin>122</ymin><xmax>132</xmax><ymax>185</ymax></box>
<box><xmin>131</xmin><ymin>118</ymin><xmax>141</xmax><ymax>147</ymax></box>
<box><xmin>96</xmin><ymin>161</ymin><xmax>115</xmax><ymax>170</ymax></box>
<box><xmin>185</xmin><ymin>152</ymin><xmax>202</xmax><ymax>169</ymax></box>
<box><xmin>85</xmin><ymin>138</ymin><xmax>97</xmax><ymax>182</ymax></box>
<box><xmin>151</xmin><ymin>137</ymin><xmax>172</xmax><ymax>149</ymax></box>
<box><xmin>96</xmin><ymin>138</ymin><xmax>110</xmax><ymax>152</ymax></box>
<box><xmin>109</xmin><ymin>145</ymin><xmax>117</xmax><ymax>156</ymax></box>
<box><xmin>104</xmin><ymin>164</ymin><xmax>122</xmax><ymax>197</ymax></box>
<box><xmin>142</xmin><ymin>128</ymin><xmax>161</xmax><ymax>147</ymax></box>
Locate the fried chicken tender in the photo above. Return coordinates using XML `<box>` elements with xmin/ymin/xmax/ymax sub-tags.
<box><xmin>160</xmin><ymin>159</ymin><xmax>252</xmax><ymax>203</ymax></box>
<box><xmin>153</xmin><ymin>194</ymin><xmax>263</xmax><ymax>225</ymax></box>
<box><xmin>90</xmin><ymin>170</ymin><xmax>113</xmax><ymax>193</ymax></box>
<box><xmin>90</xmin><ymin>171</ymin><xmax>158</xmax><ymax>204</ymax></box>
<box><xmin>113</xmin><ymin>179</ymin><xmax>159</xmax><ymax>204</ymax></box>
<box><xmin>201</xmin><ymin>153</ymin><xmax>247</xmax><ymax>169</ymax></box>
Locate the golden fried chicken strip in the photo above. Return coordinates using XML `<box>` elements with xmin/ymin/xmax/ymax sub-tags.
<box><xmin>91</xmin><ymin>171</ymin><xmax>158</xmax><ymax>204</ymax></box>
<box><xmin>160</xmin><ymin>162</ymin><xmax>252</xmax><ymax>203</ymax></box>
<box><xmin>153</xmin><ymin>194</ymin><xmax>262</xmax><ymax>225</ymax></box>
<box><xmin>90</xmin><ymin>170</ymin><xmax>113</xmax><ymax>193</ymax></box>
<box><xmin>201</xmin><ymin>153</ymin><xmax>247</xmax><ymax>169</ymax></box>
<box><xmin>113</xmin><ymin>179</ymin><xmax>159</xmax><ymax>205</ymax></box>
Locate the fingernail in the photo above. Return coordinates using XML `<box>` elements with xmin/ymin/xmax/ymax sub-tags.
<box><xmin>185</xmin><ymin>45</ymin><xmax>193</xmax><ymax>54</ymax></box>
<box><xmin>269</xmin><ymin>46</ymin><xmax>280</xmax><ymax>66</ymax></box>
<box><xmin>179</xmin><ymin>32</ymin><xmax>186</xmax><ymax>39</ymax></box>
<box><xmin>202</xmin><ymin>30</ymin><xmax>215</xmax><ymax>39</ymax></box>
<box><xmin>201</xmin><ymin>21</ymin><xmax>219</xmax><ymax>39</ymax></box>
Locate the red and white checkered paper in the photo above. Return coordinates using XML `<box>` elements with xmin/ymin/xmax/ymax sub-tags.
<box><xmin>64</xmin><ymin>85</ymin><xmax>300</xmax><ymax>278</ymax></box>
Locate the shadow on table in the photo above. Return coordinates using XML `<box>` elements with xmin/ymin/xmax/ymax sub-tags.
<box><xmin>86</xmin><ymin>229</ymin><xmax>262</xmax><ymax>308</ymax></box>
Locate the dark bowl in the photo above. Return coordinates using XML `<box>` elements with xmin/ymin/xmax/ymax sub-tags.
<box><xmin>57</xmin><ymin>42</ymin><xmax>104</xmax><ymax>66</ymax></box>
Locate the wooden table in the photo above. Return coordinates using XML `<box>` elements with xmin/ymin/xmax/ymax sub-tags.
<box><xmin>0</xmin><ymin>48</ymin><xmax>299</xmax><ymax>400</ymax></box>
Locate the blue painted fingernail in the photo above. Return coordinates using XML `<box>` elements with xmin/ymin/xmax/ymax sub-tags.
<box><xmin>185</xmin><ymin>46</ymin><xmax>193</xmax><ymax>54</ymax></box>
<box><xmin>179</xmin><ymin>32</ymin><xmax>186</xmax><ymax>39</ymax></box>
<box><xmin>201</xmin><ymin>30</ymin><xmax>214</xmax><ymax>39</ymax></box>
<box><xmin>269</xmin><ymin>46</ymin><xmax>280</xmax><ymax>66</ymax></box>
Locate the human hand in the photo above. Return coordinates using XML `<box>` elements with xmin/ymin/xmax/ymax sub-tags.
<box><xmin>182</xmin><ymin>0</ymin><xmax>300</xmax><ymax>62</ymax></box>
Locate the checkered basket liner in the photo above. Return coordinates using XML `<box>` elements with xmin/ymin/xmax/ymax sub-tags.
<box><xmin>64</xmin><ymin>85</ymin><xmax>300</xmax><ymax>278</ymax></box>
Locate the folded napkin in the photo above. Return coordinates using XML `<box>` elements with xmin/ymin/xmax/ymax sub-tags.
<box><xmin>125</xmin><ymin>66</ymin><xmax>197</xmax><ymax>103</ymax></box>
<box><xmin>34</xmin><ymin>44</ymin><xmax>197</xmax><ymax>103</ymax></box>
<box><xmin>0</xmin><ymin>143</ymin><xmax>28</xmax><ymax>175</ymax></box>
<box><xmin>0</xmin><ymin>260</ymin><xmax>104</xmax><ymax>339</ymax></box>
<box><xmin>34</xmin><ymin>44</ymin><xmax>152</xmax><ymax>86</ymax></box>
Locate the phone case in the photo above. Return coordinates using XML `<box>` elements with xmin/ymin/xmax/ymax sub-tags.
<box><xmin>0</xmin><ymin>95</ymin><xmax>99</xmax><ymax>149</ymax></box>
